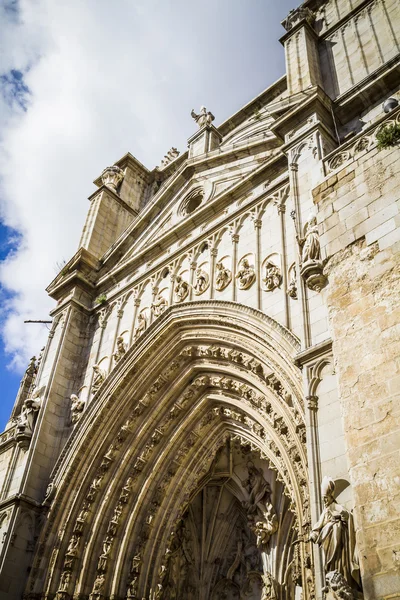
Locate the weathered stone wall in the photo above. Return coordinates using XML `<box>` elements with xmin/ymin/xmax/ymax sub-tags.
<box><xmin>314</xmin><ymin>138</ymin><xmax>400</xmax><ymax>599</ymax></box>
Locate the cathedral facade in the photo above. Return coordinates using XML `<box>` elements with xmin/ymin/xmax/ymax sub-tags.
<box><xmin>0</xmin><ymin>1</ymin><xmax>399</xmax><ymax>599</ymax></box>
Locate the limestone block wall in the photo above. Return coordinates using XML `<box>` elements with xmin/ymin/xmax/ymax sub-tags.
<box><xmin>313</xmin><ymin>123</ymin><xmax>400</xmax><ymax>599</ymax></box>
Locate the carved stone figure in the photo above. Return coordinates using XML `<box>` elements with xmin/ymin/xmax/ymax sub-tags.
<box><xmin>70</xmin><ymin>394</ymin><xmax>85</xmax><ymax>424</ymax></box>
<box><xmin>283</xmin><ymin>7</ymin><xmax>315</xmax><ymax>31</ymax></box>
<box><xmin>262</xmin><ymin>261</ymin><xmax>282</xmax><ymax>292</ymax></box>
<box><xmin>113</xmin><ymin>336</ymin><xmax>127</xmax><ymax>363</ymax></box>
<box><xmin>236</xmin><ymin>258</ymin><xmax>256</xmax><ymax>290</ymax></box>
<box><xmin>92</xmin><ymin>365</ymin><xmax>106</xmax><ymax>394</ymax></box>
<box><xmin>151</xmin><ymin>293</ymin><xmax>168</xmax><ymax>317</ymax></box>
<box><xmin>174</xmin><ymin>275</ymin><xmax>190</xmax><ymax>302</ymax></box>
<box><xmin>287</xmin><ymin>266</ymin><xmax>297</xmax><ymax>299</ymax></box>
<box><xmin>66</xmin><ymin>535</ymin><xmax>80</xmax><ymax>557</ymax></box>
<box><xmin>191</xmin><ymin>106</ymin><xmax>215</xmax><ymax>128</ymax></box>
<box><xmin>261</xmin><ymin>572</ymin><xmax>277</xmax><ymax>600</ymax></box>
<box><xmin>310</xmin><ymin>477</ymin><xmax>360</xmax><ymax>592</ymax></box>
<box><xmin>135</xmin><ymin>312</ymin><xmax>148</xmax><ymax>339</ymax></box>
<box><xmin>215</xmin><ymin>261</ymin><xmax>232</xmax><ymax>291</ymax></box>
<box><xmin>298</xmin><ymin>213</ymin><xmax>321</xmax><ymax>264</ymax></box>
<box><xmin>59</xmin><ymin>571</ymin><xmax>71</xmax><ymax>592</ymax></box>
<box><xmin>91</xmin><ymin>573</ymin><xmax>106</xmax><ymax>597</ymax></box>
<box><xmin>126</xmin><ymin>576</ymin><xmax>138</xmax><ymax>598</ymax></box>
<box><xmin>193</xmin><ymin>267</ymin><xmax>209</xmax><ymax>295</ymax></box>
<box><xmin>242</xmin><ymin>462</ymin><xmax>278</xmax><ymax>546</ymax></box>
<box><xmin>17</xmin><ymin>391</ymin><xmax>42</xmax><ymax>434</ymax></box>
<box><xmin>324</xmin><ymin>570</ymin><xmax>356</xmax><ymax>600</ymax></box>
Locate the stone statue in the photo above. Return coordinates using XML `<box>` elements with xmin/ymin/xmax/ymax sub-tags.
<box><xmin>92</xmin><ymin>365</ymin><xmax>106</xmax><ymax>394</ymax></box>
<box><xmin>261</xmin><ymin>572</ymin><xmax>277</xmax><ymax>600</ymax></box>
<box><xmin>174</xmin><ymin>275</ymin><xmax>190</xmax><ymax>303</ymax></box>
<box><xmin>70</xmin><ymin>394</ymin><xmax>85</xmax><ymax>424</ymax></box>
<box><xmin>310</xmin><ymin>477</ymin><xmax>360</xmax><ymax>592</ymax></box>
<box><xmin>287</xmin><ymin>266</ymin><xmax>297</xmax><ymax>299</ymax></box>
<box><xmin>236</xmin><ymin>258</ymin><xmax>256</xmax><ymax>290</ymax></box>
<box><xmin>191</xmin><ymin>106</ymin><xmax>215</xmax><ymax>128</ymax></box>
<box><xmin>298</xmin><ymin>213</ymin><xmax>321</xmax><ymax>264</ymax></box>
<box><xmin>262</xmin><ymin>261</ymin><xmax>282</xmax><ymax>292</ymax></box>
<box><xmin>242</xmin><ymin>462</ymin><xmax>278</xmax><ymax>546</ymax></box>
<box><xmin>135</xmin><ymin>312</ymin><xmax>148</xmax><ymax>339</ymax></box>
<box><xmin>58</xmin><ymin>571</ymin><xmax>71</xmax><ymax>592</ymax></box>
<box><xmin>17</xmin><ymin>390</ymin><xmax>42</xmax><ymax>434</ymax></box>
<box><xmin>91</xmin><ymin>573</ymin><xmax>106</xmax><ymax>597</ymax></box>
<box><xmin>215</xmin><ymin>261</ymin><xmax>232</xmax><ymax>291</ymax></box>
<box><xmin>126</xmin><ymin>576</ymin><xmax>138</xmax><ymax>598</ymax></box>
<box><xmin>66</xmin><ymin>535</ymin><xmax>80</xmax><ymax>557</ymax></box>
<box><xmin>151</xmin><ymin>293</ymin><xmax>168</xmax><ymax>317</ymax></box>
<box><xmin>193</xmin><ymin>267</ymin><xmax>209</xmax><ymax>295</ymax></box>
<box><xmin>113</xmin><ymin>336</ymin><xmax>127</xmax><ymax>363</ymax></box>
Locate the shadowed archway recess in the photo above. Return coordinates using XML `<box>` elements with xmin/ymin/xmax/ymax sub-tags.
<box><xmin>27</xmin><ymin>301</ymin><xmax>312</xmax><ymax>600</ymax></box>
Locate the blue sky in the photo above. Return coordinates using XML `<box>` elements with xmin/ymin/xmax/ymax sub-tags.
<box><xmin>0</xmin><ymin>0</ymin><xmax>299</xmax><ymax>430</ymax></box>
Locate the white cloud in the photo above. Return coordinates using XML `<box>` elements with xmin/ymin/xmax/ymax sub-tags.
<box><xmin>0</xmin><ymin>0</ymin><xmax>295</xmax><ymax>371</ymax></box>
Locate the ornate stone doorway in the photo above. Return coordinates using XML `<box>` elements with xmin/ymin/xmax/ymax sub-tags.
<box><xmin>157</xmin><ymin>440</ymin><xmax>295</xmax><ymax>600</ymax></box>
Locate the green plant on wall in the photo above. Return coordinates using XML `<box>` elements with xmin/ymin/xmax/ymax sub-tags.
<box><xmin>95</xmin><ymin>294</ymin><xmax>108</xmax><ymax>306</ymax></box>
<box><xmin>376</xmin><ymin>122</ymin><xmax>400</xmax><ymax>150</ymax></box>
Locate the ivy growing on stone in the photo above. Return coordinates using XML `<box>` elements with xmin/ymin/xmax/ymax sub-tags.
<box><xmin>376</xmin><ymin>122</ymin><xmax>400</xmax><ymax>150</ymax></box>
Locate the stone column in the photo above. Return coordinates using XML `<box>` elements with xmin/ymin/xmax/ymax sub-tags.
<box><xmin>209</xmin><ymin>248</ymin><xmax>218</xmax><ymax>300</ymax></box>
<box><xmin>253</xmin><ymin>217</ymin><xmax>262</xmax><ymax>311</ymax></box>
<box><xmin>276</xmin><ymin>203</ymin><xmax>289</xmax><ymax>329</ymax></box>
<box><xmin>231</xmin><ymin>232</ymin><xmax>239</xmax><ymax>302</ymax></box>
<box><xmin>129</xmin><ymin>297</ymin><xmax>141</xmax><ymax>346</ymax></box>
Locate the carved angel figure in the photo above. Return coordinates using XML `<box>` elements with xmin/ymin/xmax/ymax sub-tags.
<box><xmin>17</xmin><ymin>390</ymin><xmax>42</xmax><ymax>434</ymax></box>
<box><xmin>310</xmin><ymin>477</ymin><xmax>361</xmax><ymax>591</ymax></box>
<box><xmin>70</xmin><ymin>394</ymin><xmax>85</xmax><ymax>424</ymax></box>
<box><xmin>174</xmin><ymin>275</ymin><xmax>190</xmax><ymax>303</ymax></box>
<box><xmin>236</xmin><ymin>258</ymin><xmax>256</xmax><ymax>290</ymax></box>
<box><xmin>135</xmin><ymin>312</ymin><xmax>148</xmax><ymax>339</ymax></box>
<box><xmin>193</xmin><ymin>267</ymin><xmax>209</xmax><ymax>295</ymax></box>
<box><xmin>92</xmin><ymin>365</ymin><xmax>106</xmax><ymax>394</ymax></box>
<box><xmin>263</xmin><ymin>261</ymin><xmax>282</xmax><ymax>292</ymax></box>
<box><xmin>191</xmin><ymin>106</ymin><xmax>215</xmax><ymax>128</ymax></box>
<box><xmin>215</xmin><ymin>261</ymin><xmax>232</xmax><ymax>291</ymax></box>
<box><xmin>242</xmin><ymin>462</ymin><xmax>278</xmax><ymax>546</ymax></box>
<box><xmin>151</xmin><ymin>293</ymin><xmax>168</xmax><ymax>317</ymax></box>
<box><xmin>113</xmin><ymin>336</ymin><xmax>127</xmax><ymax>363</ymax></box>
<box><xmin>298</xmin><ymin>213</ymin><xmax>321</xmax><ymax>263</ymax></box>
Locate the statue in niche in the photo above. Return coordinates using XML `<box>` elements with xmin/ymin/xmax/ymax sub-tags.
<box><xmin>236</xmin><ymin>258</ymin><xmax>256</xmax><ymax>290</ymax></box>
<box><xmin>92</xmin><ymin>365</ymin><xmax>106</xmax><ymax>394</ymax></box>
<box><xmin>241</xmin><ymin>462</ymin><xmax>278</xmax><ymax>547</ymax></box>
<box><xmin>261</xmin><ymin>572</ymin><xmax>277</xmax><ymax>600</ymax></box>
<box><xmin>135</xmin><ymin>312</ymin><xmax>148</xmax><ymax>339</ymax></box>
<box><xmin>262</xmin><ymin>261</ymin><xmax>282</xmax><ymax>292</ymax></box>
<box><xmin>90</xmin><ymin>573</ymin><xmax>106</xmax><ymax>598</ymax></box>
<box><xmin>297</xmin><ymin>213</ymin><xmax>321</xmax><ymax>264</ymax></box>
<box><xmin>58</xmin><ymin>571</ymin><xmax>71</xmax><ymax>593</ymax></box>
<box><xmin>126</xmin><ymin>576</ymin><xmax>138</xmax><ymax>599</ymax></box>
<box><xmin>215</xmin><ymin>261</ymin><xmax>232</xmax><ymax>291</ymax></box>
<box><xmin>17</xmin><ymin>389</ymin><xmax>42</xmax><ymax>434</ymax></box>
<box><xmin>113</xmin><ymin>336</ymin><xmax>126</xmax><ymax>363</ymax></box>
<box><xmin>287</xmin><ymin>266</ymin><xmax>298</xmax><ymax>299</ymax></box>
<box><xmin>310</xmin><ymin>477</ymin><xmax>361</xmax><ymax>593</ymax></box>
<box><xmin>191</xmin><ymin>106</ymin><xmax>215</xmax><ymax>128</ymax></box>
<box><xmin>193</xmin><ymin>267</ymin><xmax>209</xmax><ymax>295</ymax></box>
<box><xmin>174</xmin><ymin>275</ymin><xmax>190</xmax><ymax>302</ymax></box>
<box><xmin>151</xmin><ymin>293</ymin><xmax>168</xmax><ymax>317</ymax></box>
<box><xmin>70</xmin><ymin>394</ymin><xmax>85</xmax><ymax>424</ymax></box>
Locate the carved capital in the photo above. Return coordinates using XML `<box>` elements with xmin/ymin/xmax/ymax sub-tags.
<box><xmin>283</xmin><ymin>7</ymin><xmax>315</xmax><ymax>31</ymax></box>
<box><xmin>101</xmin><ymin>165</ymin><xmax>125</xmax><ymax>192</ymax></box>
<box><xmin>231</xmin><ymin>233</ymin><xmax>239</xmax><ymax>244</ymax></box>
<box><xmin>210</xmin><ymin>248</ymin><xmax>218</xmax><ymax>257</ymax></box>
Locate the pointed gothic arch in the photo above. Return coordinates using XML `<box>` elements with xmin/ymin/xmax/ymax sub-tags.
<box><xmin>28</xmin><ymin>301</ymin><xmax>313</xmax><ymax>600</ymax></box>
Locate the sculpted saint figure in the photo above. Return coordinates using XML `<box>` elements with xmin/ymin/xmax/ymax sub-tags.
<box><xmin>135</xmin><ymin>312</ymin><xmax>148</xmax><ymax>339</ymax></box>
<box><xmin>191</xmin><ymin>106</ymin><xmax>215</xmax><ymax>128</ymax></box>
<box><xmin>92</xmin><ymin>365</ymin><xmax>106</xmax><ymax>394</ymax></box>
<box><xmin>310</xmin><ymin>477</ymin><xmax>361</xmax><ymax>592</ymax></box>
<box><xmin>91</xmin><ymin>573</ymin><xmax>106</xmax><ymax>597</ymax></box>
<box><xmin>215</xmin><ymin>261</ymin><xmax>232</xmax><ymax>291</ymax></box>
<box><xmin>236</xmin><ymin>258</ymin><xmax>256</xmax><ymax>290</ymax></box>
<box><xmin>17</xmin><ymin>390</ymin><xmax>42</xmax><ymax>434</ymax></box>
<box><xmin>70</xmin><ymin>394</ymin><xmax>85</xmax><ymax>424</ymax></box>
<box><xmin>174</xmin><ymin>275</ymin><xmax>190</xmax><ymax>303</ymax></box>
<box><xmin>263</xmin><ymin>261</ymin><xmax>282</xmax><ymax>292</ymax></box>
<box><xmin>193</xmin><ymin>267</ymin><xmax>209</xmax><ymax>295</ymax></box>
<box><xmin>151</xmin><ymin>293</ymin><xmax>168</xmax><ymax>317</ymax></box>
<box><xmin>298</xmin><ymin>213</ymin><xmax>321</xmax><ymax>263</ymax></box>
<box><xmin>113</xmin><ymin>336</ymin><xmax>126</xmax><ymax>363</ymax></box>
<box><xmin>242</xmin><ymin>462</ymin><xmax>278</xmax><ymax>546</ymax></box>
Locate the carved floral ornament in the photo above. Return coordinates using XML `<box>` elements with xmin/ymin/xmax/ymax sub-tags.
<box><xmin>37</xmin><ymin>339</ymin><xmax>307</xmax><ymax>600</ymax></box>
<box><xmin>101</xmin><ymin>165</ymin><xmax>125</xmax><ymax>192</ymax></box>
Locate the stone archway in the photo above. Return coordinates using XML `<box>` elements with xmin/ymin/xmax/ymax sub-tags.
<box><xmin>26</xmin><ymin>302</ymin><xmax>313</xmax><ymax>600</ymax></box>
